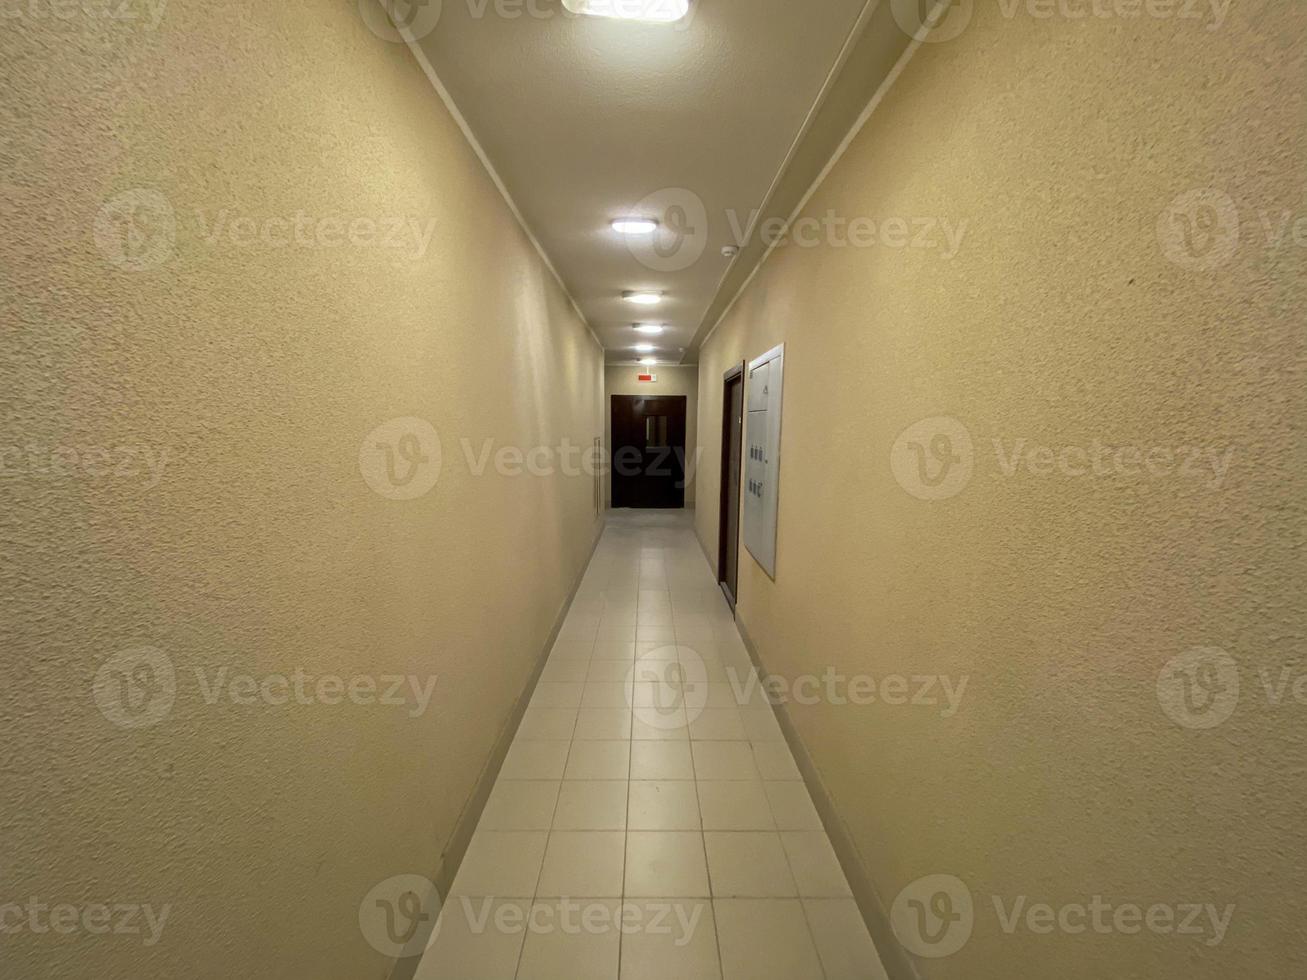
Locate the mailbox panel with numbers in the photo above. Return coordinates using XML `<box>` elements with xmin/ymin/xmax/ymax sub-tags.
<box><xmin>743</xmin><ymin>344</ymin><xmax>783</xmax><ymax>579</ymax></box>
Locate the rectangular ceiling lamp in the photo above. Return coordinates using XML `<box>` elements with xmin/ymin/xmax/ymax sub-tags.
<box><xmin>562</xmin><ymin>0</ymin><xmax>691</xmax><ymax>23</ymax></box>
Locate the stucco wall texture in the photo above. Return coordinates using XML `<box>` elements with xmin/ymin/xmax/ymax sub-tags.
<box><xmin>1</xmin><ymin>4</ymin><xmax>603</xmax><ymax>979</ymax></box>
<box><xmin>604</xmin><ymin>365</ymin><xmax>700</xmax><ymax>506</ymax></box>
<box><xmin>695</xmin><ymin>3</ymin><xmax>1304</xmax><ymax>979</ymax></box>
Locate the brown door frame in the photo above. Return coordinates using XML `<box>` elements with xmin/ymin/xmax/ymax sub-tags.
<box><xmin>717</xmin><ymin>362</ymin><xmax>746</xmax><ymax>608</ymax></box>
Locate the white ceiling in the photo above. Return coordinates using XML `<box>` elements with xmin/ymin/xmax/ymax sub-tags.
<box><xmin>414</xmin><ymin>0</ymin><xmax>872</xmax><ymax>364</ymax></box>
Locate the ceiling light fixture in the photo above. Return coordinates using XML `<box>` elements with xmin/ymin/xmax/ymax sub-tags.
<box><xmin>634</xmin><ymin>343</ymin><xmax>655</xmax><ymax>353</ymax></box>
<box><xmin>562</xmin><ymin>0</ymin><xmax>691</xmax><ymax>24</ymax></box>
<box><xmin>640</xmin><ymin>357</ymin><xmax>658</xmax><ymax>365</ymax></box>
<box><xmin>623</xmin><ymin>291</ymin><xmax>663</xmax><ymax>306</ymax></box>
<box><xmin>634</xmin><ymin>324</ymin><xmax>665</xmax><ymax>334</ymax></box>
<box><xmin>611</xmin><ymin>218</ymin><xmax>659</xmax><ymax>235</ymax></box>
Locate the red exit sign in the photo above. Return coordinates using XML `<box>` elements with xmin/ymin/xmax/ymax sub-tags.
<box><xmin>638</xmin><ymin>373</ymin><xmax>658</xmax><ymax>383</ymax></box>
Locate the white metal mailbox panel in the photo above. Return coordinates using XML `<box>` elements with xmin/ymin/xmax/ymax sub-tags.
<box><xmin>746</xmin><ymin>360</ymin><xmax>771</xmax><ymax>412</ymax></box>
<box><xmin>743</xmin><ymin>344</ymin><xmax>783</xmax><ymax>579</ymax></box>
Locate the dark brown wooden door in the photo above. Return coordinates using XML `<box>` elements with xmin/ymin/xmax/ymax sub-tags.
<box><xmin>611</xmin><ymin>395</ymin><xmax>688</xmax><ymax>509</ymax></box>
<box><xmin>719</xmin><ymin>367</ymin><xmax>744</xmax><ymax>607</ymax></box>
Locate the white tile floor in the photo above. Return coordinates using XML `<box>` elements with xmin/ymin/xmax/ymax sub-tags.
<box><xmin>415</xmin><ymin>510</ymin><xmax>889</xmax><ymax>980</ymax></box>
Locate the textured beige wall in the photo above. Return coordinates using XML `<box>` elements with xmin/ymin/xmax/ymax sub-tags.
<box><xmin>0</xmin><ymin>4</ymin><xmax>602</xmax><ymax>980</ymax></box>
<box><xmin>604</xmin><ymin>365</ymin><xmax>700</xmax><ymax>507</ymax></box>
<box><xmin>696</xmin><ymin>4</ymin><xmax>1305</xmax><ymax>978</ymax></box>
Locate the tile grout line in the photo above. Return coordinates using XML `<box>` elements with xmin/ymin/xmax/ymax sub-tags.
<box><xmin>617</xmin><ymin>581</ymin><xmax>635</xmax><ymax>980</ymax></box>
<box><xmin>703</xmin><ymin>530</ymin><xmax>831</xmax><ymax>979</ymax></box>
<box><xmin>685</xmin><ymin>655</ymin><xmax>727</xmax><ymax>980</ymax></box>
<box><xmin>664</xmin><ymin>566</ymin><xmax>723</xmax><ymax>979</ymax></box>
<box><xmin>530</xmin><ymin>516</ymin><xmax>846</xmax><ymax>978</ymax></box>
<box><xmin>773</xmin><ymin>806</ymin><xmax>832</xmax><ymax>980</ymax></box>
<box><xmin>617</xmin><ymin>554</ymin><xmax>644</xmax><ymax>980</ymax></box>
<box><xmin>514</xmin><ymin>551</ymin><xmax>598</xmax><ymax>980</ymax></box>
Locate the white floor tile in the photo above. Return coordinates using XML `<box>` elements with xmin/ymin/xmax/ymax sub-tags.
<box><xmin>631</xmin><ymin>741</ymin><xmax>695</xmax><ymax>780</ymax></box>
<box><xmin>619</xmin><ymin>900</ymin><xmax>720</xmax><ymax>980</ymax></box>
<box><xmin>688</xmin><ymin>708</ymin><xmax>747</xmax><ymax>741</ymax></box>
<box><xmin>625</xmin><ymin>832</ymin><xmax>710</xmax><ymax>897</ymax></box>
<box><xmin>638</xmin><ymin>607</ymin><xmax>674</xmax><ymax>626</ymax></box>
<box><xmin>702</xmin><ymin>683</ymin><xmax>747</xmax><ymax>709</ymax></box>
<box><xmin>480</xmin><ymin>780</ymin><xmax>561</xmax><ymax>831</ymax></box>
<box><xmin>740</xmin><ymin>706</ymin><xmax>785</xmax><ymax>742</ymax></box>
<box><xmin>574</xmin><ymin>708</ymin><xmax>633</xmax><ymax>740</ymax></box>
<box><xmin>632</xmin><ymin>711</ymin><xmax>690</xmax><ymax>740</ymax></box>
<box><xmin>637</xmin><ymin>626</ymin><xmax>677</xmax><ymax>645</ymax></box>
<box><xmin>691</xmin><ymin>741</ymin><xmax>758</xmax><ymax>780</ymax></box>
<box><xmin>803</xmin><ymin>899</ymin><xmax>889</xmax><ymax>980</ymax></box>
<box><xmin>565</xmin><ymin>741</ymin><xmax>631</xmax><ymax>780</ymax></box>
<box><xmin>501</xmin><ymin>741</ymin><xmax>571</xmax><ymax>781</ymax></box>
<box><xmin>713</xmin><ymin>899</ymin><xmax>825</xmax><ymax>980</ymax></box>
<box><xmin>587</xmin><ymin>660</ymin><xmax>637</xmax><ymax>683</ymax></box>
<box><xmin>750</xmin><ymin>742</ymin><xmax>802</xmax><ymax>780</ymax></box>
<box><xmin>593</xmin><ymin>641</ymin><xmax>638</xmax><ymax>661</ymax></box>
<box><xmin>551</xmin><ymin>640</ymin><xmax>595</xmax><ymax>661</ymax></box>
<box><xmin>517</xmin><ymin>899</ymin><xmax>621</xmax><ymax>980</ymax></box>
<box><xmin>763</xmin><ymin>781</ymin><xmax>823</xmax><ymax>831</ymax></box>
<box><xmin>598</xmin><ymin>607</ymin><xmax>639</xmax><ymax>628</ymax></box>
<box><xmin>635</xmin><ymin>642</ymin><xmax>680</xmax><ymax>661</ymax></box>
<box><xmin>540</xmin><ymin>659</ymin><xmax>589</xmax><ymax>683</ymax></box>
<box><xmin>536</xmin><ymin>831</ymin><xmax>626</xmax><ymax>897</ymax></box>
<box><xmin>553</xmin><ymin>781</ymin><xmax>628</xmax><ymax>831</ymax></box>
<box><xmin>780</xmin><ymin>833</ymin><xmax>852</xmax><ymax>898</ymax></box>
<box><xmin>704</xmin><ymin>832</ymin><xmax>797</xmax><ymax>898</ymax></box>
<box><xmin>531</xmin><ymin>683</ymin><xmax>584</xmax><ymax>709</ymax></box>
<box><xmin>450</xmin><ymin>831</ymin><xmax>548</xmax><ymax>898</ymax></box>
<box><xmin>415</xmin><ymin>898</ymin><xmax>530</xmax><ymax>980</ymax></box>
<box><xmin>517</xmin><ymin>707</ymin><xmax>578</xmax><ymax>741</ymax></box>
<box><xmin>697</xmin><ymin>781</ymin><xmax>775</xmax><ymax>831</ymax></box>
<box><xmin>628</xmin><ymin>781</ymin><xmax>701</xmax><ymax>831</ymax></box>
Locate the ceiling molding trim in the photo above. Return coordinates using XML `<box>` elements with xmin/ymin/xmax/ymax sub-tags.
<box><xmin>695</xmin><ymin>0</ymin><xmax>944</xmax><ymax>354</ymax></box>
<box><xmin>386</xmin><ymin>3</ymin><xmax>606</xmax><ymax>353</ymax></box>
<box><xmin>682</xmin><ymin>0</ymin><xmax>878</xmax><ymax>365</ymax></box>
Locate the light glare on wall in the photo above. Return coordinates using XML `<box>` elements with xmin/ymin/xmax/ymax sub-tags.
<box><xmin>563</xmin><ymin>0</ymin><xmax>691</xmax><ymax>23</ymax></box>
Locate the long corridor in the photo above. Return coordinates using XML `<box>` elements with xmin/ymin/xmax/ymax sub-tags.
<box><xmin>8</xmin><ymin>2</ymin><xmax>1302</xmax><ymax>976</ymax></box>
<box><xmin>416</xmin><ymin>511</ymin><xmax>888</xmax><ymax>980</ymax></box>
